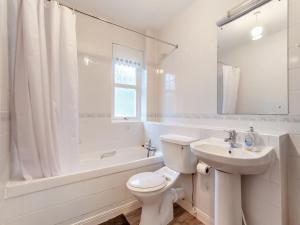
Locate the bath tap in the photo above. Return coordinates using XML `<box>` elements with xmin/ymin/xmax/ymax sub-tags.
<box><xmin>224</xmin><ymin>129</ymin><xmax>239</xmax><ymax>149</ymax></box>
<box><xmin>145</xmin><ymin>139</ymin><xmax>157</xmax><ymax>157</ymax></box>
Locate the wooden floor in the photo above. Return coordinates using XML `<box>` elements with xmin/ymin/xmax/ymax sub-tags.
<box><xmin>125</xmin><ymin>204</ymin><xmax>204</xmax><ymax>225</ymax></box>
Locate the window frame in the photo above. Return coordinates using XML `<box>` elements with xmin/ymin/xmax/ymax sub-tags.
<box><xmin>112</xmin><ymin>60</ymin><xmax>142</xmax><ymax>121</ymax></box>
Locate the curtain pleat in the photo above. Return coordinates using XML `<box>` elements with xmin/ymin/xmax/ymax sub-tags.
<box><xmin>10</xmin><ymin>0</ymin><xmax>79</xmax><ymax>179</ymax></box>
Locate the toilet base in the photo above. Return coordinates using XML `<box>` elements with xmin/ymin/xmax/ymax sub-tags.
<box><xmin>139</xmin><ymin>188</ymin><xmax>185</xmax><ymax>225</ymax></box>
<box><xmin>139</xmin><ymin>195</ymin><xmax>163</xmax><ymax>225</ymax></box>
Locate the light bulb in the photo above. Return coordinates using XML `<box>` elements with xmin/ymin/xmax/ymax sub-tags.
<box><xmin>155</xmin><ymin>69</ymin><xmax>164</xmax><ymax>74</ymax></box>
<box><xmin>251</xmin><ymin>26</ymin><xmax>263</xmax><ymax>40</ymax></box>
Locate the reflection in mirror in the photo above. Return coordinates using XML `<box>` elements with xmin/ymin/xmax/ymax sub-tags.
<box><xmin>217</xmin><ymin>0</ymin><xmax>288</xmax><ymax>115</ymax></box>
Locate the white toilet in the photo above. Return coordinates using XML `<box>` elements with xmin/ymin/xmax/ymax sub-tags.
<box><xmin>127</xmin><ymin>134</ymin><xmax>199</xmax><ymax>225</ymax></box>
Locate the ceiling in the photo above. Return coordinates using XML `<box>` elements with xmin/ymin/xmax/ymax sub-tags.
<box><xmin>64</xmin><ymin>0</ymin><xmax>195</xmax><ymax>31</ymax></box>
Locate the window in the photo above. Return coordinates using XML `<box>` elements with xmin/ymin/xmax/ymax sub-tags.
<box><xmin>112</xmin><ymin>44</ymin><xmax>143</xmax><ymax>120</ymax></box>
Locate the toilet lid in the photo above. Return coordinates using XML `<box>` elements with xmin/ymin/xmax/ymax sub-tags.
<box><xmin>128</xmin><ymin>172</ymin><xmax>167</xmax><ymax>190</ymax></box>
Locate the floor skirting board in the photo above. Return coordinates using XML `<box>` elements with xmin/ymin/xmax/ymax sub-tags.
<box><xmin>177</xmin><ymin>199</ymin><xmax>213</xmax><ymax>225</ymax></box>
<box><xmin>71</xmin><ymin>200</ymin><xmax>141</xmax><ymax>225</ymax></box>
<box><xmin>67</xmin><ymin>199</ymin><xmax>209</xmax><ymax>225</ymax></box>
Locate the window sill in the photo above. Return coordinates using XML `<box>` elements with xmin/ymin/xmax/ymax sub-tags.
<box><xmin>111</xmin><ymin>119</ymin><xmax>142</xmax><ymax>124</ymax></box>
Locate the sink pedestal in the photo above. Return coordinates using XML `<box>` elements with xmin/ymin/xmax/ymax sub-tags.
<box><xmin>215</xmin><ymin>170</ymin><xmax>242</xmax><ymax>225</ymax></box>
<box><xmin>190</xmin><ymin>138</ymin><xmax>275</xmax><ymax>225</ymax></box>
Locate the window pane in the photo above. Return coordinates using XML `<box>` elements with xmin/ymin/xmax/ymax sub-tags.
<box><xmin>114</xmin><ymin>87</ymin><xmax>136</xmax><ymax>118</ymax></box>
<box><xmin>114</xmin><ymin>63</ymin><xmax>136</xmax><ymax>85</ymax></box>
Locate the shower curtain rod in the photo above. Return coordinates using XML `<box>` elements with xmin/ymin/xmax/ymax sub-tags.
<box><xmin>217</xmin><ymin>0</ymin><xmax>272</xmax><ymax>27</ymax></box>
<box><xmin>47</xmin><ymin>0</ymin><xmax>179</xmax><ymax>49</ymax></box>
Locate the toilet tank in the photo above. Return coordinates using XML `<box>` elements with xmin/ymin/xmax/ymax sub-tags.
<box><xmin>160</xmin><ymin>134</ymin><xmax>199</xmax><ymax>174</ymax></box>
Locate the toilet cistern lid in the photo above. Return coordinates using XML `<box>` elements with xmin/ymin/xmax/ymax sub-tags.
<box><xmin>160</xmin><ymin>134</ymin><xmax>199</xmax><ymax>146</ymax></box>
<box><xmin>128</xmin><ymin>172</ymin><xmax>167</xmax><ymax>189</ymax></box>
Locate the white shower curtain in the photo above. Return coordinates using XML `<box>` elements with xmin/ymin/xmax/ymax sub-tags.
<box><xmin>222</xmin><ymin>65</ymin><xmax>240</xmax><ymax>114</ymax></box>
<box><xmin>10</xmin><ymin>0</ymin><xmax>79</xmax><ymax>179</ymax></box>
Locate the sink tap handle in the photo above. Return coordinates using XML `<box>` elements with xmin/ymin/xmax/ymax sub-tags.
<box><xmin>224</xmin><ymin>129</ymin><xmax>237</xmax><ymax>142</ymax></box>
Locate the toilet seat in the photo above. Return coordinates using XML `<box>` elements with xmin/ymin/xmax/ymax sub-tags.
<box><xmin>127</xmin><ymin>172</ymin><xmax>168</xmax><ymax>192</ymax></box>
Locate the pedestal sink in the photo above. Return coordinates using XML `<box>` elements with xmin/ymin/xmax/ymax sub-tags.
<box><xmin>190</xmin><ymin>138</ymin><xmax>274</xmax><ymax>225</ymax></box>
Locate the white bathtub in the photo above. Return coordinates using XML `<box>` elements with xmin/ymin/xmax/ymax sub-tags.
<box><xmin>3</xmin><ymin>147</ymin><xmax>163</xmax><ymax>225</ymax></box>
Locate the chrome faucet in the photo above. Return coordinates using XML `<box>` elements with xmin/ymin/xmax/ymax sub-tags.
<box><xmin>145</xmin><ymin>139</ymin><xmax>157</xmax><ymax>157</ymax></box>
<box><xmin>224</xmin><ymin>130</ymin><xmax>238</xmax><ymax>148</ymax></box>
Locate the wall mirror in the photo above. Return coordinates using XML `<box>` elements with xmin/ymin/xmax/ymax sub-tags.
<box><xmin>217</xmin><ymin>0</ymin><xmax>288</xmax><ymax>115</ymax></box>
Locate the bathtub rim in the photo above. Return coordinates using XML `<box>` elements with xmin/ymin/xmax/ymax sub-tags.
<box><xmin>5</xmin><ymin>152</ymin><xmax>163</xmax><ymax>199</ymax></box>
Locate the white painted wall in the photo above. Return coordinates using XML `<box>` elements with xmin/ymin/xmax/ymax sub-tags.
<box><xmin>156</xmin><ymin>0</ymin><xmax>300</xmax><ymax>224</ymax></box>
<box><xmin>220</xmin><ymin>30</ymin><xmax>288</xmax><ymax>114</ymax></box>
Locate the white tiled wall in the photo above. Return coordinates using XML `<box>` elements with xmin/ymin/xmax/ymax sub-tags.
<box><xmin>76</xmin><ymin>13</ymin><xmax>159</xmax><ymax>153</ymax></box>
<box><xmin>76</xmin><ymin>13</ymin><xmax>146</xmax><ymax>153</ymax></box>
<box><xmin>144</xmin><ymin>30</ymin><xmax>160</xmax><ymax>122</ymax></box>
<box><xmin>288</xmin><ymin>134</ymin><xmax>300</xmax><ymax>225</ymax></box>
<box><xmin>155</xmin><ymin>0</ymin><xmax>300</xmax><ymax>224</ymax></box>
<box><xmin>289</xmin><ymin>0</ymin><xmax>300</xmax><ymax>115</ymax></box>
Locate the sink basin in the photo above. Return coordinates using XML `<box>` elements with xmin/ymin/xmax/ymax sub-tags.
<box><xmin>190</xmin><ymin>138</ymin><xmax>274</xmax><ymax>174</ymax></box>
